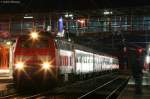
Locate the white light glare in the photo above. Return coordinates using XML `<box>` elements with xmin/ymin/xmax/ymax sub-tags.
<box><xmin>104</xmin><ymin>11</ymin><xmax>113</xmax><ymax>15</ymax></box>
<box><xmin>65</xmin><ymin>13</ymin><xmax>73</xmax><ymax>18</ymax></box>
<box><xmin>30</xmin><ymin>31</ymin><xmax>39</xmax><ymax>40</ymax></box>
<box><xmin>146</xmin><ymin>55</ymin><xmax>150</xmax><ymax>64</ymax></box>
<box><xmin>77</xmin><ymin>20</ymin><xmax>85</xmax><ymax>23</ymax></box>
<box><xmin>6</xmin><ymin>41</ymin><xmax>11</xmax><ymax>45</ymax></box>
<box><xmin>42</xmin><ymin>62</ymin><xmax>50</xmax><ymax>70</ymax></box>
<box><xmin>65</xmin><ymin>14</ymin><xmax>69</xmax><ymax>18</ymax></box>
<box><xmin>68</xmin><ymin>38</ymin><xmax>71</xmax><ymax>42</ymax></box>
<box><xmin>24</xmin><ymin>16</ymin><xmax>33</xmax><ymax>19</ymax></box>
<box><xmin>15</xmin><ymin>62</ymin><xmax>24</xmax><ymax>70</ymax></box>
<box><xmin>148</xmin><ymin>48</ymin><xmax>150</xmax><ymax>52</ymax></box>
<box><xmin>69</xmin><ymin>14</ymin><xmax>73</xmax><ymax>17</ymax></box>
<box><xmin>59</xmin><ymin>18</ymin><xmax>63</xmax><ymax>22</ymax></box>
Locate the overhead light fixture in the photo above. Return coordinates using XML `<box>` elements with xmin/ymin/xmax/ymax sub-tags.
<box><xmin>77</xmin><ymin>19</ymin><xmax>85</xmax><ymax>23</ymax></box>
<box><xmin>69</xmin><ymin>14</ymin><xmax>73</xmax><ymax>17</ymax></box>
<box><xmin>24</xmin><ymin>16</ymin><xmax>33</xmax><ymax>19</ymax></box>
<box><xmin>104</xmin><ymin>10</ymin><xmax>113</xmax><ymax>15</ymax></box>
<box><xmin>148</xmin><ymin>48</ymin><xmax>150</xmax><ymax>52</ymax></box>
<box><xmin>24</xmin><ymin>14</ymin><xmax>33</xmax><ymax>19</ymax></box>
<box><xmin>146</xmin><ymin>55</ymin><xmax>150</xmax><ymax>64</ymax></box>
<box><xmin>6</xmin><ymin>41</ymin><xmax>12</xmax><ymax>45</ymax></box>
<box><xmin>65</xmin><ymin>14</ymin><xmax>69</xmax><ymax>18</ymax></box>
<box><xmin>59</xmin><ymin>17</ymin><xmax>63</xmax><ymax>22</ymax></box>
<box><xmin>65</xmin><ymin>13</ymin><xmax>73</xmax><ymax>18</ymax></box>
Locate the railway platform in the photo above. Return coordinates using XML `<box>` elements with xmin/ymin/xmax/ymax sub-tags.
<box><xmin>118</xmin><ymin>71</ymin><xmax>150</xmax><ymax>99</ymax></box>
<box><xmin>0</xmin><ymin>70</ymin><xmax>13</xmax><ymax>96</ymax></box>
<box><xmin>0</xmin><ymin>70</ymin><xmax>12</xmax><ymax>83</ymax></box>
<box><xmin>118</xmin><ymin>85</ymin><xmax>150</xmax><ymax>99</ymax></box>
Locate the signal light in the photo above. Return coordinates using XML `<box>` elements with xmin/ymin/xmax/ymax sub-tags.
<box><xmin>137</xmin><ymin>48</ymin><xmax>143</xmax><ymax>53</ymax></box>
<box><xmin>123</xmin><ymin>47</ymin><xmax>127</xmax><ymax>52</ymax></box>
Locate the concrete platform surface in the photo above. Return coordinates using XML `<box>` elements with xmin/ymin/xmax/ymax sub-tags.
<box><xmin>118</xmin><ymin>85</ymin><xmax>150</xmax><ymax>99</ymax></box>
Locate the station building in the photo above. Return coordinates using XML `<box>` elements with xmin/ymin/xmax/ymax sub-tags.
<box><xmin>0</xmin><ymin>8</ymin><xmax>150</xmax><ymax>77</ymax></box>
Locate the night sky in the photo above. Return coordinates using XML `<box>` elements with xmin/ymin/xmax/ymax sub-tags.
<box><xmin>0</xmin><ymin>0</ymin><xmax>150</xmax><ymax>12</ymax></box>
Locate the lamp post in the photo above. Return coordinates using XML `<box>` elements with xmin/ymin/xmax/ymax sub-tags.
<box><xmin>64</xmin><ymin>13</ymin><xmax>73</xmax><ymax>41</ymax></box>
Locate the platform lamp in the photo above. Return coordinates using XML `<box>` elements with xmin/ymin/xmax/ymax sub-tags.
<box><xmin>64</xmin><ymin>13</ymin><xmax>73</xmax><ymax>41</ymax></box>
<box><xmin>146</xmin><ymin>48</ymin><xmax>150</xmax><ymax>64</ymax></box>
<box><xmin>24</xmin><ymin>14</ymin><xmax>33</xmax><ymax>19</ymax></box>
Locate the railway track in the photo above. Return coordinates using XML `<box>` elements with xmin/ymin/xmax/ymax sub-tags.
<box><xmin>24</xmin><ymin>73</ymin><xmax>118</xmax><ymax>99</ymax></box>
<box><xmin>0</xmin><ymin>83</ymin><xmax>17</xmax><ymax>98</ymax></box>
<box><xmin>78</xmin><ymin>76</ymin><xmax>129</xmax><ymax>99</ymax></box>
<box><xmin>35</xmin><ymin>75</ymin><xmax>128</xmax><ymax>99</ymax></box>
<box><xmin>0</xmin><ymin>73</ymin><xmax>128</xmax><ymax>99</ymax></box>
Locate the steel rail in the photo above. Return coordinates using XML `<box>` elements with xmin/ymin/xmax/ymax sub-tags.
<box><xmin>78</xmin><ymin>76</ymin><xmax>119</xmax><ymax>99</ymax></box>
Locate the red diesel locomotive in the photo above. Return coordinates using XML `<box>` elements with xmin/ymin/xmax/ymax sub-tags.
<box><xmin>13</xmin><ymin>31</ymin><xmax>119</xmax><ymax>88</ymax></box>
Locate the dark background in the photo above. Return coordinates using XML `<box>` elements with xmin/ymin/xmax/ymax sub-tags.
<box><xmin>0</xmin><ymin>0</ymin><xmax>150</xmax><ymax>12</ymax></box>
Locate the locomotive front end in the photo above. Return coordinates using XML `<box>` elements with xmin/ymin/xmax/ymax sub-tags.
<box><xmin>13</xmin><ymin>32</ymin><xmax>57</xmax><ymax>88</ymax></box>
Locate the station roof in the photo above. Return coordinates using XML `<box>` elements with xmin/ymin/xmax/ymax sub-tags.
<box><xmin>0</xmin><ymin>0</ymin><xmax>150</xmax><ymax>52</ymax></box>
<box><xmin>0</xmin><ymin>0</ymin><xmax>150</xmax><ymax>13</ymax></box>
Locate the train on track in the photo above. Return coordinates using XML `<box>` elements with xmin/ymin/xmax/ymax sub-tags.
<box><xmin>13</xmin><ymin>31</ymin><xmax>119</xmax><ymax>88</ymax></box>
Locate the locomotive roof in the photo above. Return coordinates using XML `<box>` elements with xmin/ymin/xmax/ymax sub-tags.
<box><xmin>17</xmin><ymin>32</ymin><xmax>53</xmax><ymax>39</ymax></box>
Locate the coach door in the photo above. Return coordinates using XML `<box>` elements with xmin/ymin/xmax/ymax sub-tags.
<box><xmin>0</xmin><ymin>41</ymin><xmax>14</xmax><ymax>76</ymax></box>
<box><xmin>0</xmin><ymin>45</ymin><xmax>9</xmax><ymax>68</ymax></box>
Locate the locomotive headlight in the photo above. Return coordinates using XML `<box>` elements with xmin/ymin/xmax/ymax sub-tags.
<box><xmin>15</xmin><ymin>62</ymin><xmax>25</xmax><ymax>70</ymax></box>
<box><xmin>42</xmin><ymin>62</ymin><xmax>50</xmax><ymax>70</ymax></box>
<box><xmin>30</xmin><ymin>31</ymin><xmax>39</xmax><ymax>40</ymax></box>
